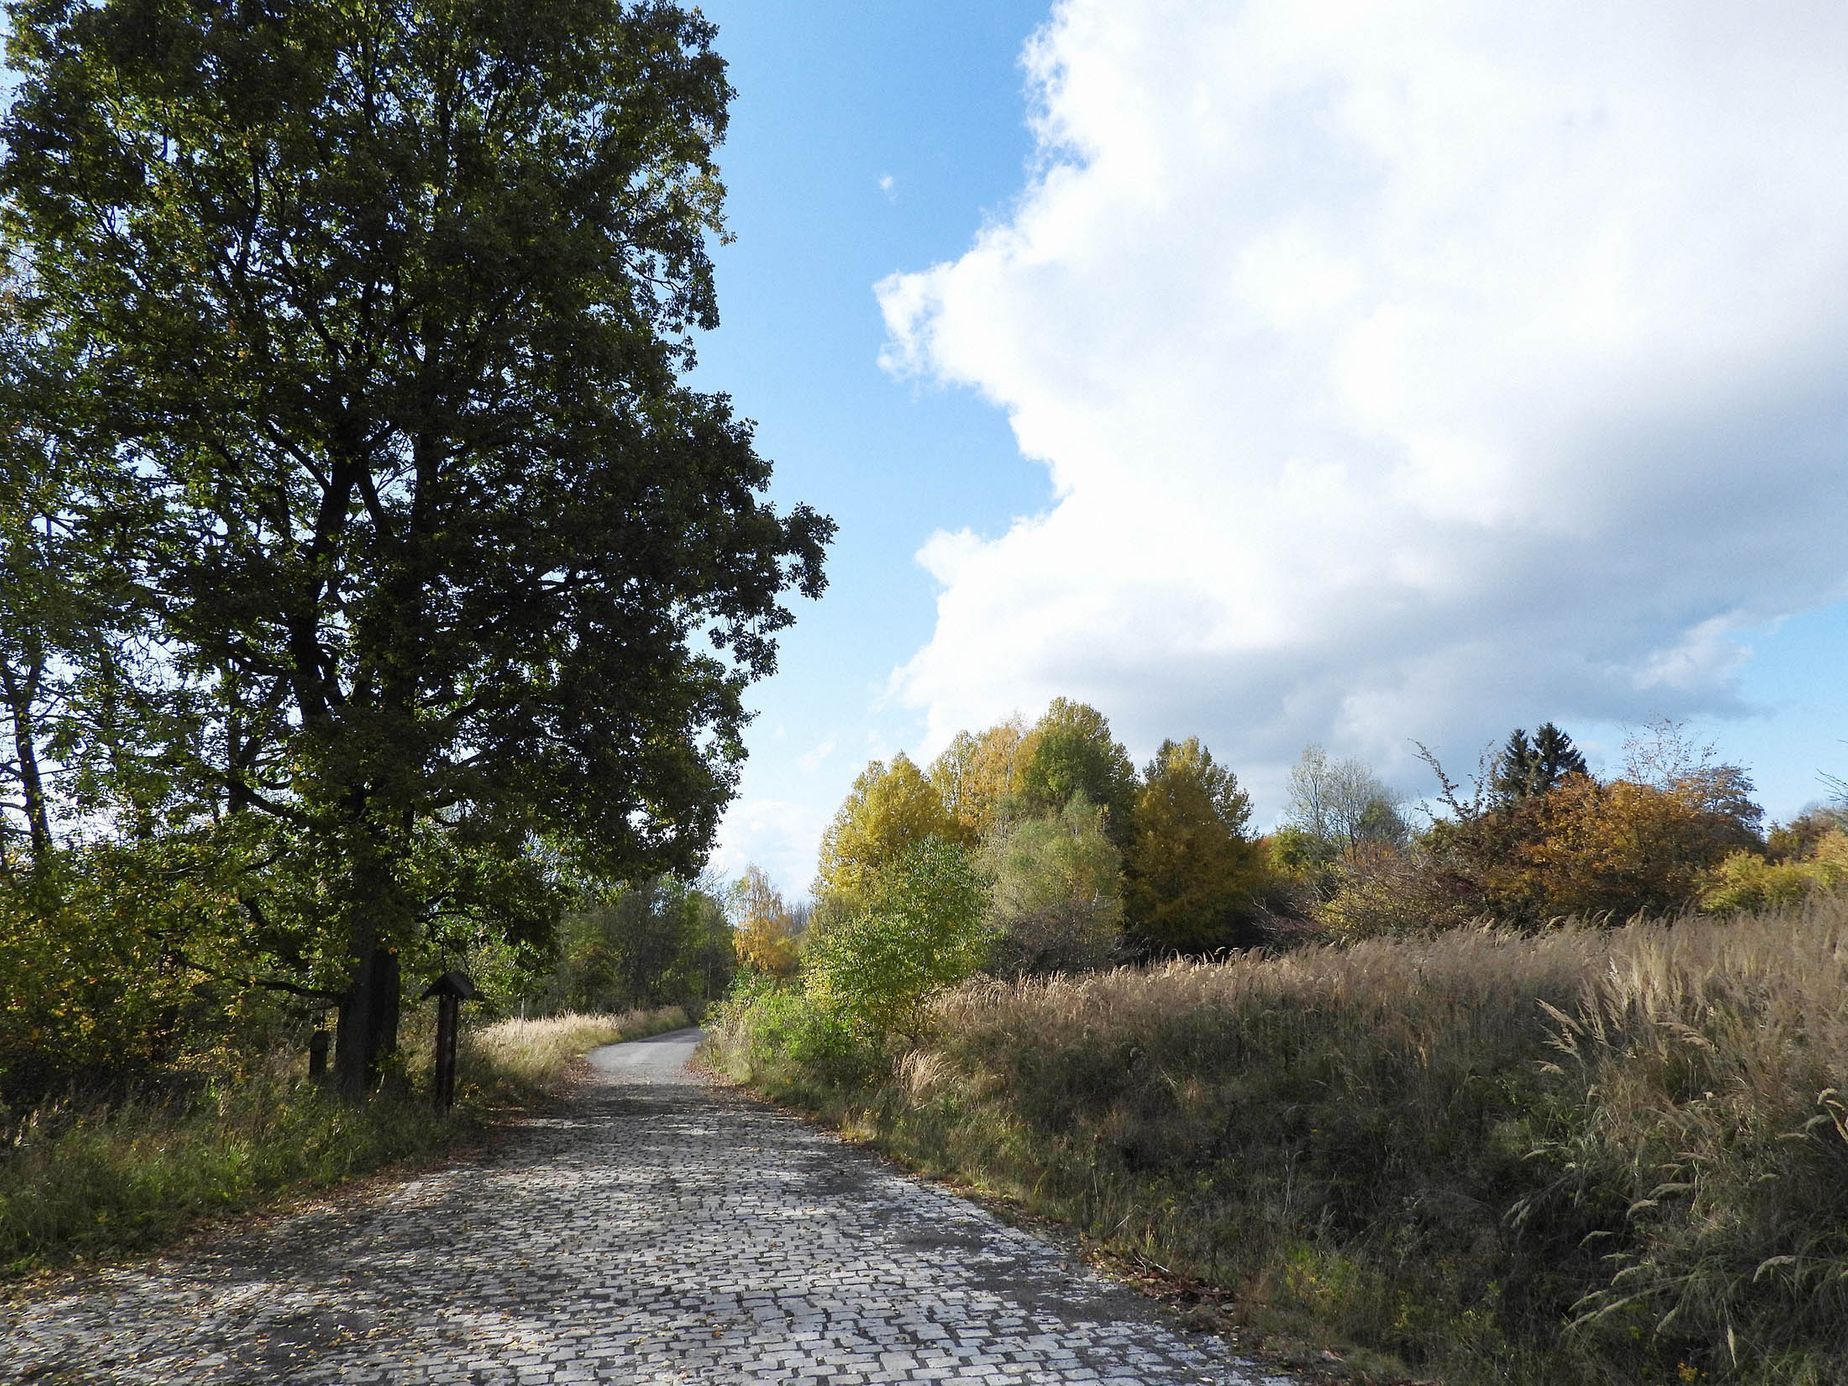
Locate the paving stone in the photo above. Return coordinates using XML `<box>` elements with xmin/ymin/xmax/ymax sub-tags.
<box><xmin>0</xmin><ymin>1030</ymin><xmax>1296</xmax><ymax>1384</ymax></box>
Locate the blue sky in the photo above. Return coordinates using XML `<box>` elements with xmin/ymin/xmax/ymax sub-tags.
<box><xmin>693</xmin><ymin>2</ymin><xmax>1848</xmax><ymax>896</ymax></box>
<box><xmin>691</xmin><ymin>0</ymin><xmax>1053</xmax><ymax>890</ymax></box>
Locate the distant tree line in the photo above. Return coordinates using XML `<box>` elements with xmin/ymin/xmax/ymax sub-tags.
<box><xmin>723</xmin><ymin>702</ymin><xmax>1846</xmax><ymax>1069</ymax></box>
<box><xmin>538</xmin><ymin>876</ymin><xmax>735</xmax><ymax>1018</ymax></box>
<box><xmin>1306</xmin><ymin>718</ymin><xmax>1842</xmax><ymax>936</ymax></box>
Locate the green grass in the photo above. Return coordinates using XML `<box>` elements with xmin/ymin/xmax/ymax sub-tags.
<box><xmin>0</xmin><ymin>1005</ymin><xmax>687</xmax><ymax>1277</ymax></box>
<box><xmin>708</xmin><ymin>902</ymin><xmax>1848</xmax><ymax>1384</ymax></box>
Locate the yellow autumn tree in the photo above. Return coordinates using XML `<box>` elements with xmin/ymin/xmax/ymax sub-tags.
<box><xmin>814</xmin><ymin>753</ymin><xmax>965</xmax><ymax>916</ymax></box>
<box><xmin>1699</xmin><ymin>829</ymin><xmax>1848</xmax><ymax>914</ymax></box>
<box><xmin>1125</xmin><ymin>736</ymin><xmax>1270</xmax><ymax>953</ymax></box>
<box><xmin>731</xmin><ymin>864</ymin><xmax>801</xmax><ymax>977</ymax></box>
<box><xmin>928</xmin><ymin>717</ymin><xmax>1027</xmax><ymax>838</ymax></box>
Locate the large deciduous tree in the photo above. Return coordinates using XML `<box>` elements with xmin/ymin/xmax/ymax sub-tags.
<box><xmin>928</xmin><ymin>717</ymin><xmax>1026</xmax><ymax>840</ymax></box>
<box><xmin>0</xmin><ymin>0</ymin><xmax>830</xmax><ymax>1094</ymax></box>
<box><xmin>1126</xmin><ymin>737</ymin><xmax>1268</xmax><ymax>954</ymax></box>
<box><xmin>0</xmin><ymin>387</ymin><xmax>63</xmax><ymax>872</ymax></box>
<box><xmin>813</xmin><ymin>754</ymin><xmax>962</xmax><ymax>916</ymax></box>
<box><xmin>1015</xmin><ymin>698</ymin><xmax>1138</xmax><ymax>847</ymax></box>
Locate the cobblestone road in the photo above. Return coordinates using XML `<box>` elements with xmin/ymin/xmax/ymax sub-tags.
<box><xmin>1</xmin><ymin>1029</ymin><xmax>1295</xmax><ymax>1384</ymax></box>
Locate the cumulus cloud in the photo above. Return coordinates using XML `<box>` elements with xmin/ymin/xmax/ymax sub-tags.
<box><xmin>879</xmin><ymin>0</ymin><xmax>1848</xmax><ymax>803</ymax></box>
<box><xmin>707</xmin><ymin>797</ymin><xmax>831</xmax><ymax>898</ymax></box>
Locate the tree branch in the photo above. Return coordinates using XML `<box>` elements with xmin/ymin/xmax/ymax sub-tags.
<box><xmin>174</xmin><ymin>949</ymin><xmax>346</xmax><ymax>1004</ymax></box>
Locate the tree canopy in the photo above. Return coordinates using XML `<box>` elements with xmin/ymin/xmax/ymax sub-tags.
<box><xmin>1126</xmin><ymin>737</ymin><xmax>1268</xmax><ymax>953</ymax></box>
<box><xmin>1284</xmin><ymin>744</ymin><xmax>1409</xmax><ymax>857</ymax></box>
<box><xmin>1492</xmin><ymin>723</ymin><xmax>1589</xmax><ymax>802</ymax></box>
<box><xmin>928</xmin><ymin>718</ymin><xmax>1026</xmax><ymax>840</ymax></box>
<box><xmin>0</xmin><ymin>0</ymin><xmax>830</xmax><ymax>1093</ymax></box>
<box><xmin>731</xmin><ymin>864</ymin><xmax>802</xmax><ymax>978</ymax></box>
<box><xmin>1015</xmin><ymin>698</ymin><xmax>1138</xmax><ymax>846</ymax></box>
<box><xmin>814</xmin><ymin>754</ymin><xmax>963</xmax><ymax>915</ymax></box>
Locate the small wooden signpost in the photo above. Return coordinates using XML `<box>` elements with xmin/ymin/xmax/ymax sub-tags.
<box><xmin>420</xmin><ymin>969</ymin><xmax>477</xmax><ymax>1112</ymax></box>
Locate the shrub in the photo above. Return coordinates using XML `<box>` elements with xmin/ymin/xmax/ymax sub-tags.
<box><xmin>979</xmin><ymin>797</ymin><xmax>1122</xmax><ymax>976</ymax></box>
<box><xmin>804</xmin><ymin>837</ymin><xmax>989</xmax><ymax>1050</ymax></box>
<box><xmin>1700</xmin><ymin>830</ymin><xmax>1848</xmax><ymax>914</ymax></box>
<box><xmin>1417</xmin><ymin>774</ymin><xmax>1766</xmax><ymax>927</ymax></box>
<box><xmin>705</xmin><ymin>975</ymin><xmax>855</xmax><ymax>1087</ymax></box>
<box><xmin>708</xmin><ymin>837</ymin><xmax>993</xmax><ymax>1091</ymax></box>
<box><xmin>0</xmin><ymin>839</ymin><xmax>274</xmax><ymax>1109</ymax></box>
<box><xmin>1317</xmin><ymin>843</ymin><xmax>1479</xmax><ymax>939</ymax></box>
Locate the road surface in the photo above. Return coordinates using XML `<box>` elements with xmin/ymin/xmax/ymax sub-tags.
<box><xmin>1</xmin><ymin>1028</ymin><xmax>1294</xmax><ymax>1384</ymax></box>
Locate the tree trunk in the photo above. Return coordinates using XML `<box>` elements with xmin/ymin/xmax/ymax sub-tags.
<box><xmin>0</xmin><ymin>659</ymin><xmax>53</xmax><ymax>865</ymax></box>
<box><xmin>334</xmin><ymin>941</ymin><xmax>402</xmax><ymax>1100</ymax></box>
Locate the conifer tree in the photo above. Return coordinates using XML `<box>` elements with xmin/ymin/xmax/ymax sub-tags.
<box><xmin>1493</xmin><ymin>723</ymin><xmax>1589</xmax><ymax>802</ymax></box>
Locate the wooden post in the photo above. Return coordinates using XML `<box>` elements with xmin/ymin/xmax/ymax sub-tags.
<box><xmin>419</xmin><ymin>970</ymin><xmax>477</xmax><ymax>1112</ymax></box>
<box><xmin>432</xmin><ymin>993</ymin><xmax>459</xmax><ymax>1110</ymax></box>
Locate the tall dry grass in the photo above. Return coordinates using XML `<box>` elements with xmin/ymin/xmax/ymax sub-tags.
<box><xmin>717</xmin><ymin>900</ymin><xmax>1848</xmax><ymax>1383</ymax></box>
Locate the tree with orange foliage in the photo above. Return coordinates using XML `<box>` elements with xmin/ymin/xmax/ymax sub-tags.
<box><xmin>1514</xmin><ymin>775</ymin><xmax>1756</xmax><ymax>920</ymax></box>
<box><xmin>1419</xmin><ymin>722</ymin><xmax>1764</xmax><ymax>926</ymax></box>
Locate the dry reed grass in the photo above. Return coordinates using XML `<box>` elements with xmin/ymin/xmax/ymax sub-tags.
<box><xmin>719</xmin><ymin>898</ymin><xmax>1848</xmax><ymax>1383</ymax></box>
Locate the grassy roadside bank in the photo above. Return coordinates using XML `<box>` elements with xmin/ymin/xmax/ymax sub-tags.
<box><xmin>707</xmin><ymin>905</ymin><xmax>1848</xmax><ymax>1385</ymax></box>
<box><xmin>0</xmin><ymin>1006</ymin><xmax>688</xmax><ymax>1278</ymax></box>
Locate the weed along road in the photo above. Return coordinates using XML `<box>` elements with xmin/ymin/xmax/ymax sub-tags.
<box><xmin>2</xmin><ymin>1029</ymin><xmax>1295</xmax><ymax>1384</ymax></box>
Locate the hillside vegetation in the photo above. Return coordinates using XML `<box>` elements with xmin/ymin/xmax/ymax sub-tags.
<box><xmin>716</xmin><ymin>700</ymin><xmax>1848</xmax><ymax>1381</ymax></box>
<box><xmin>712</xmin><ymin>903</ymin><xmax>1848</xmax><ymax>1384</ymax></box>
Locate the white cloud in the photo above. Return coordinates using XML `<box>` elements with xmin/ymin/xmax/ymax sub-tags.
<box><xmin>798</xmin><ymin>736</ymin><xmax>838</xmax><ymax>773</ymax></box>
<box><xmin>877</xmin><ymin>172</ymin><xmax>898</xmax><ymax>202</ymax></box>
<box><xmin>878</xmin><ymin>0</ymin><xmax>1848</xmax><ymax>803</ymax></box>
<box><xmin>706</xmin><ymin>797</ymin><xmax>830</xmax><ymax>900</ymax></box>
